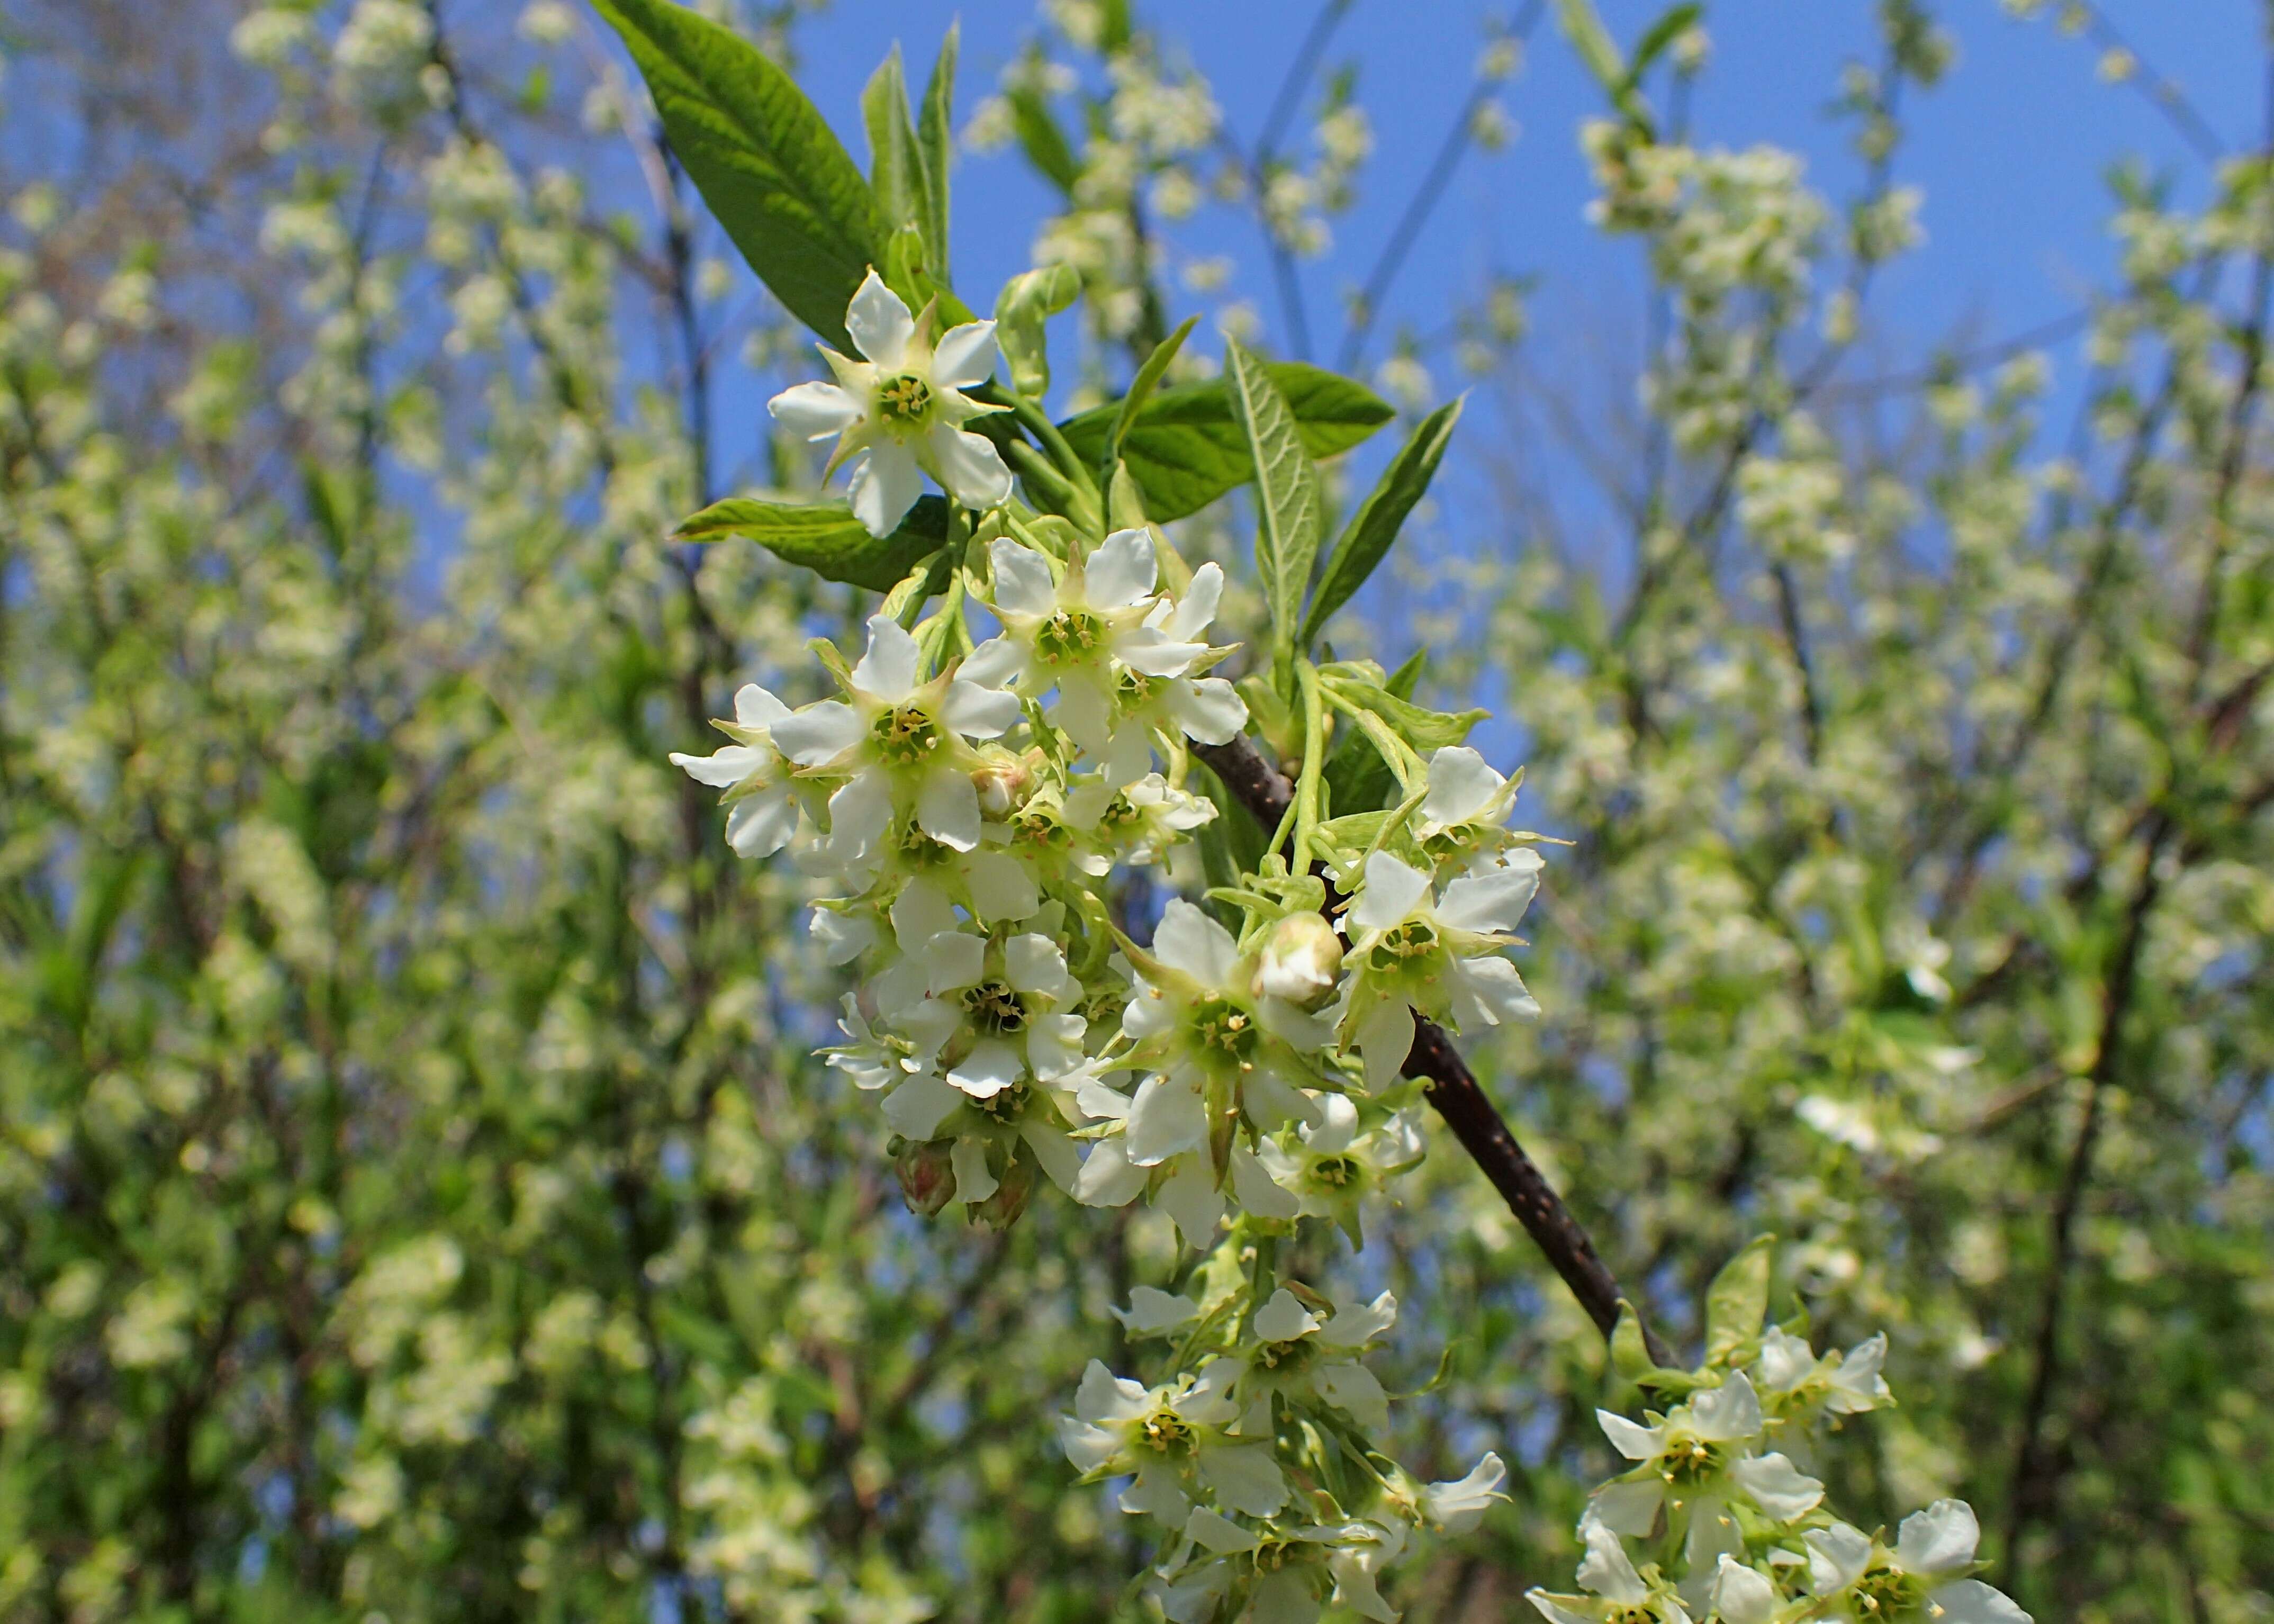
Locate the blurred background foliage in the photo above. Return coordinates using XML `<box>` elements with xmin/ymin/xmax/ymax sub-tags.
<box><xmin>0</xmin><ymin>0</ymin><xmax>2270</xmax><ymax>1620</ymax></box>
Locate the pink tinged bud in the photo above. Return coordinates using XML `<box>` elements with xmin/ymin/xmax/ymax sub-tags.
<box><xmin>967</xmin><ymin>1148</ymin><xmax>1037</xmax><ymax>1230</ymax></box>
<box><xmin>1252</xmin><ymin>913</ymin><xmax>1344</xmax><ymax>1009</ymax></box>
<box><xmin>971</xmin><ymin>751</ymin><xmax>1032</xmax><ymax>817</ymax></box>
<box><xmin>894</xmin><ymin>1138</ymin><xmax>959</xmax><ymax>1218</ymax></box>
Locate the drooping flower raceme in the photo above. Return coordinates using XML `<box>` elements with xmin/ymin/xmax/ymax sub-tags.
<box><xmin>683</xmin><ymin>269</ymin><xmax>1992</xmax><ymax>1624</ymax></box>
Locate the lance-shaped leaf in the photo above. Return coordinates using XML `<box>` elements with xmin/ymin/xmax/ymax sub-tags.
<box><xmin>594</xmin><ymin>0</ymin><xmax>887</xmax><ymax>351</ymax></box>
<box><xmin>674</xmin><ymin>494</ymin><xmax>946</xmax><ymax>592</ymax></box>
<box><xmin>1057</xmin><ymin>362</ymin><xmax>1391</xmax><ymax>522</ymax></box>
<box><xmin>918</xmin><ymin>23</ymin><xmax>958</xmax><ymax>283</ymax></box>
<box><xmin>1224</xmin><ymin>341</ymin><xmax>1324</xmax><ymax>657</ymax></box>
<box><xmin>1007</xmin><ymin>78</ymin><xmax>1080</xmax><ymax>194</ymax></box>
<box><xmin>1300</xmin><ymin>395</ymin><xmax>1463</xmax><ymax>648</ymax></box>
<box><xmin>1703</xmin><ymin>1235</ymin><xmax>1774</xmax><ymax>1367</ymax></box>
<box><xmin>1105</xmin><ymin>314</ymin><xmax>1197</xmax><ymax>474</ymax></box>
<box><xmin>863</xmin><ymin>47</ymin><xmax>936</xmax><ymax>269</ymax></box>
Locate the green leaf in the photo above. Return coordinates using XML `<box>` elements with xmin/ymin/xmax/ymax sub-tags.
<box><xmin>1301</xmin><ymin>396</ymin><xmax>1463</xmax><ymax>648</ymax></box>
<box><xmin>1556</xmin><ymin>0</ymin><xmax>1627</xmax><ymax>96</ymax></box>
<box><xmin>1703</xmin><ymin>1235</ymin><xmax>1775</xmax><ymax>1367</ymax></box>
<box><xmin>594</xmin><ymin>0</ymin><xmax>887</xmax><ymax>351</ymax></box>
<box><xmin>1223</xmin><ymin>341</ymin><xmax>1325</xmax><ymax>659</ymax></box>
<box><xmin>1106</xmin><ymin>314</ymin><xmax>1197</xmax><ymax>474</ymax></box>
<box><xmin>1326</xmin><ymin>669</ymin><xmax>1484</xmax><ymax>752</ymax></box>
<box><xmin>1058</xmin><ymin>362</ymin><xmax>1392</xmax><ymax>522</ymax></box>
<box><xmin>1007</xmin><ymin>82</ymin><xmax>1080</xmax><ymax>195</ymax></box>
<box><xmin>1620</xmin><ymin>2</ymin><xmax>1702</xmax><ymax>93</ymax></box>
<box><xmin>993</xmin><ymin>264</ymin><xmax>1081</xmax><ymax>396</ymax></box>
<box><xmin>1323</xmin><ymin>649</ymin><xmax>1423</xmax><ymax>815</ymax></box>
<box><xmin>674</xmin><ymin>494</ymin><xmax>948</xmax><ymax>592</ymax></box>
<box><xmin>862</xmin><ymin>47</ymin><xmax>935</xmax><ymax>265</ymax></box>
<box><xmin>919</xmin><ymin>24</ymin><xmax>958</xmax><ymax>284</ymax></box>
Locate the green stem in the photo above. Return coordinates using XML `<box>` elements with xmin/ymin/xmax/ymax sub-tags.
<box><xmin>1292</xmin><ymin>660</ymin><xmax>1328</xmax><ymax>872</ymax></box>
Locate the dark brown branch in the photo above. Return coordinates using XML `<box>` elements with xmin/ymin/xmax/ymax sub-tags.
<box><xmin>1192</xmin><ymin>734</ymin><xmax>1673</xmax><ymax>1367</ymax></box>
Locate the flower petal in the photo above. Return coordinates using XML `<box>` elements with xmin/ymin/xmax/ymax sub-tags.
<box><xmin>1152</xmin><ymin>1154</ymin><xmax>1223</xmax><ymax>1247</ymax></box>
<box><xmin>1596</xmin><ymin>1409</ymin><xmax>1663</xmax><ymax>1461</ymax></box>
<box><xmin>1421</xmin><ymin>746</ymin><xmax>1505</xmax><ymax>827</ymax></box>
<box><xmin>1229</xmin><ymin>1144</ymin><xmax>1301</xmax><ymax>1220</ymax></box>
<box><xmin>771</xmin><ymin>700</ymin><xmax>864</xmax><ymax>766</ymax></box>
<box><xmin>941</xmin><ymin>678</ymin><xmax>1021</xmax><ymax>740</ymax></box>
<box><xmin>930</xmin><ymin>317</ymin><xmax>1000</xmax><ymax>388</ymax></box>
<box><xmin>847</xmin><ymin>442</ymin><xmax>924</xmax><ymax>538</ymax></box>
<box><xmin>1168</xmin><ymin>675</ymin><xmax>1247</xmax><ymax>744</ymax></box>
<box><xmin>1074</xmin><ymin>1138</ymin><xmax>1147</xmax><ymax>1207</ymax></box>
<box><xmin>1198</xmin><ymin>1441</ymin><xmax>1287</xmax><ymax>1518</ymax></box>
<box><xmin>1575</xmin><ymin>1514</ymin><xmax>1650</xmax><ymax>1604</ymax></box>
<box><xmin>1125</xmin><ymin>1075</ymin><xmax>1207</xmax><ymax>1166</ymax></box>
<box><xmin>1730</xmin><ymin>1451</ymin><xmax>1823</xmax><ymax>1521</ymax></box>
<box><xmin>928</xmin><ymin>423</ymin><xmax>1013</xmax><ymax>509</ymax></box>
<box><xmin>1689</xmin><ymin>1370</ymin><xmax>1764</xmax><ymax>1441</ymax></box>
<box><xmin>725</xmin><ymin>787</ymin><xmax>798</xmax><ymax>858</ymax></box>
<box><xmin>670</xmin><ymin>743</ymin><xmax>766</xmax><ymax>788</ymax></box>
<box><xmin>1151</xmin><ymin>897</ymin><xmax>1240</xmax><ymax>986</ymax></box>
<box><xmin>845</xmin><ymin>268</ymin><xmax>914</xmax><ymax>368</ymax></box>
<box><xmin>850</xmin><ymin>612</ymin><xmax>922</xmax><ymax>702</ymax></box>
<box><xmin>881</xmin><ymin>1075</ymin><xmax>960</xmax><ymax>1139</ymax></box>
<box><xmin>1438</xmin><ymin>861</ymin><xmax>1540</xmax><ymax>935</ymax></box>
<box><xmin>1895</xmin><ymin>1499</ymin><xmax>1981</xmax><ymax>1576</ymax></box>
<box><xmin>1086</xmin><ymin>527</ymin><xmax>1158</xmax><ymax>609</ymax></box>
<box><xmin>1351</xmin><ymin>851</ymin><xmax>1432</xmax><ymax>934</ymax></box>
<box><xmin>949</xmin><ymin>1134</ymin><xmax>998</xmax><ymax>1203</ymax></box>
<box><xmin>989</xmin><ymin>538</ymin><xmax>1060</xmax><ymax>618</ymax></box>
<box><xmin>768</xmin><ymin>380</ymin><xmax>863</xmax><ymax>440</ymax></box>
<box><xmin>1926</xmin><ymin>1580</ymin><xmax>2032</xmax><ymax>1624</ymax></box>
<box><xmin>917</xmin><ymin>764</ymin><xmax>982</xmax><ymax>851</ymax></box>
<box><xmin>1804</xmin><ymin>1523</ymin><xmax>1873</xmax><ymax>1594</ymax></box>
<box><xmin>963</xmin><ymin>850</ymin><xmax>1040</xmax><ymax>924</ymax></box>
<box><xmin>1166</xmin><ymin>562</ymin><xmax>1224</xmax><ymax>640</ymax></box>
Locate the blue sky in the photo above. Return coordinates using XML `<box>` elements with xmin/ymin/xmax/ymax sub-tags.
<box><xmin>777</xmin><ymin>0</ymin><xmax>2262</xmax><ymax>402</ymax></box>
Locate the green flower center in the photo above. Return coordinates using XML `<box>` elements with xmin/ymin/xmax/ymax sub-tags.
<box><xmin>1252</xmin><ymin>1337</ymin><xmax>1315</xmax><ymax>1374</ymax></box>
<box><xmin>876</xmin><ymin>373</ymin><xmax>934</xmax><ymax>426</ymax></box>
<box><xmin>962</xmin><ymin>980</ymin><xmax>1030</xmax><ymax>1035</ymax></box>
<box><xmin>1851</xmin><ymin>1565</ymin><xmax>1927</xmax><ymax>1618</ymax></box>
<box><xmin>1658</xmin><ymin>1436</ymin><xmax>1727</xmax><ymax>1488</ymax></box>
<box><xmin>973</xmin><ymin>1080</ymin><xmax>1031</xmax><ymax>1123</ymax></box>
<box><xmin>1013</xmin><ymin>806</ymin><xmax>1072</xmax><ymax>851</ymax></box>
<box><xmin>1193</xmin><ymin>998</ymin><xmax>1258</xmax><ymax>1061</ymax></box>
<box><xmin>1367</xmin><ymin>918</ymin><xmax>1438</xmax><ymax>972</ymax></box>
<box><xmin>1249</xmin><ymin>1539</ymin><xmax>1301</xmax><ymax>1575</ymax></box>
<box><xmin>1098</xmin><ymin>792</ymin><xmax>1143</xmax><ymax>831</ymax></box>
<box><xmin>1116</xmin><ymin>667</ymin><xmax>1162</xmax><ymax>705</ymax></box>
<box><xmin>1604</xmin><ymin>1607</ymin><xmax>1662</xmax><ymax>1624</ymax></box>
<box><xmin>896</xmin><ymin>824</ymin><xmax>954</xmax><ymax>868</ymax></box>
<box><xmin>1139</xmin><ymin>1408</ymin><xmax>1196</xmax><ymax>1455</ymax></box>
<box><xmin>872</xmin><ymin>703</ymin><xmax>941</xmax><ymax>765</ymax></box>
<box><xmin>1307</xmin><ymin>1153</ymin><xmax>1362</xmax><ymax>1190</ymax></box>
<box><xmin>1034</xmin><ymin>608</ymin><xmax>1105</xmax><ymax>665</ymax></box>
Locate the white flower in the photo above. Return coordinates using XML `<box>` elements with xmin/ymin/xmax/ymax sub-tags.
<box><xmin>769</xmin><ymin>613</ymin><xmax>1020</xmax><ymax>859</ymax></box>
<box><xmin>1159</xmin><ymin>1511</ymin><xmax>1406</xmax><ymax>1624</ymax></box>
<box><xmin>1253</xmin><ymin>1093</ymin><xmax>1424</xmax><ymax>1246</ymax></box>
<box><xmin>1708</xmin><ymin>1557</ymin><xmax>1781</xmax><ymax>1624</ymax></box>
<box><xmin>1527</xmin><ymin>1513</ymin><xmax>1693</xmax><ymax>1624</ymax></box>
<box><xmin>1063</xmin><ymin>770</ymin><xmax>1216</xmax><ymax>865</ymax></box>
<box><xmin>1592</xmin><ymin>1373</ymin><xmax>1825</xmax><ymax>1591</ymax></box>
<box><xmin>1752</xmin><ymin>1328</ymin><xmax>1892</xmax><ymax>1458</ymax></box>
<box><xmin>1335</xmin><ymin>851</ymin><xmax>1541</xmax><ymax>1089</ymax></box>
<box><xmin>963</xmin><ymin>530</ymin><xmax>1213</xmax><ymax>773</ymax></box>
<box><xmin>769</xmin><ymin>269</ymin><xmax>1013</xmax><ymax>536</ymax></box>
<box><xmin>881</xmin><ymin>924</ymin><xmax>1087</xmax><ymax>1100</ymax></box>
<box><xmin>1235</xmin><ymin>1287</ymin><xmax>1398</xmax><ymax>1432</ymax></box>
<box><xmin>1110</xmin><ymin>562</ymin><xmax>1249</xmax><ymax>773</ymax></box>
<box><xmin>1117</xmin><ymin>899</ymin><xmax>1329</xmax><ymax>1165</ymax></box>
<box><xmin>1411</xmin><ymin>746</ymin><xmax>1532</xmax><ymax>876</ymax></box>
<box><xmin>870</xmin><ymin>1063</ymin><xmax>1085</xmax><ymax>1209</ymax></box>
<box><xmin>669</xmin><ymin>681</ymin><xmax>802</xmax><ymax>858</ymax></box>
<box><xmin>1422</xmin><ymin>1451</ymin><xmax>1510</xmax><ymax>1533</ymax></box>
<box><xmin>1804</xmin><ymin>1503</ymin><xmax>2028</xmax><ymax>1623</ymax></box>
<box><xmin>1059</xmin><ymin>1359</ymin><xmax>1286</xmax><ymax>1523</ymax></box>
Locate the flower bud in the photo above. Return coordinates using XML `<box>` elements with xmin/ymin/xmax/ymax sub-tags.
<box><xmin>971</xmin><ymin>747</ymin><xmax>1033</xmax><ymax>817</ymax></box>
<box><xmin>967</xmin><ymin>1147</ymin><xmax>1036</xmax><ymax>1230</ymax></box>
<box><xmin>894</xmin><ymin>1137</ymin><xmax>958</xmax><ymax>1219</ymax></box>
<box><xmin>1252</xmin><ymin>913</ymin><xmax>1344</xmax><ymax>1009</ymax></box>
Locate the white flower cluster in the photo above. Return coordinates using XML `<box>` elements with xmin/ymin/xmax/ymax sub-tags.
<box><xmin>1536</xmin><ymin>1288</ymin><xmax>2031</xmax><ymax>1624</ymax></box>
<box><xmin>681</xmin><ymin>276</ymin><xmax>1562</xmax><ymax>1620</ymax></box>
